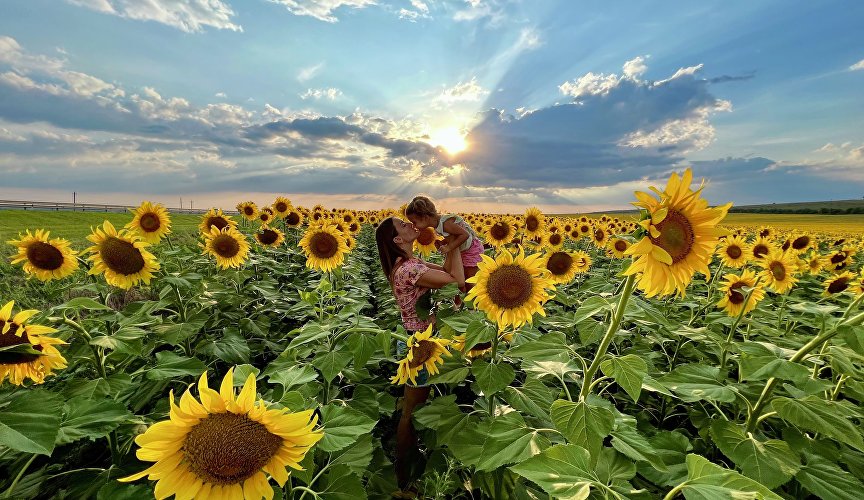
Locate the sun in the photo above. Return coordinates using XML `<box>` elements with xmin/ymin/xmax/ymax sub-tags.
<box><xmin>428</xmin><ymin>127</ymin><xmax>468</xmax><ymax>155</ymax></box>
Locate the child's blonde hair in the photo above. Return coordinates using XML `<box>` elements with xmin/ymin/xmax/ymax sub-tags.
<box><xmin>405</xmin><ymin>196</ymin><xmax>438</xmax><ymax>218</ymax></box>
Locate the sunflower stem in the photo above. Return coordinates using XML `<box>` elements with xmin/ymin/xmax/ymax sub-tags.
<box><xmin>718</xmin><ymin>282</ymin><xmax>759</xmax><ymax>369</ymax></box>
<box><xmin>746</xmin><ymin>294</ymin><xmax>864</xmax><ymax>433</ymax></box>
<box><xmin>579</xmin><ymin>273</ymin><xmax>636</xmax><ymax>401</ymax></box>
<box><xmin>2</xmin><ymin>454</ymin><xmax>36</xmax><ymax>499</ymax></box>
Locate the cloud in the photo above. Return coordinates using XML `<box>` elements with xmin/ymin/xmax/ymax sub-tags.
<box><xmin>850</xmin><ymin>59</ymin><xmax>864</xmax><ymax>71</ymax></box>
<box><xmin>433</xmin><ymin>77</ymin><xmax>490</xmax><ymax>106</ymax></box>
<box><xmin>398</xmin><ymin>0</ymin><xmax>430</xmax><ymax>21</ymax></box>
<box><xmin>622</xmin><ymin>56</ymin><xmax>648</xmax><ymax>80</ymax></box>
<box><xmin>64</xmin><ymin>0</ymin><xmax>242</xmax><ymax>33</ymax></box>
<box><xmin>297</xmin><ymin>62</ymin><xmax>325</xmax><ymax>82</ymax></box>
<box><xmin>267</xmin><ymin>0</ymin><xmax>376</xmax><ymax>23</ymax></box>
<box><xmin>453</xmin><ymin>0</ymin><xmax>510</xmax><ymax>27</ymax></box>
<box><xmin>299</xmin><ymin>88</ymin><xmax>343</xmax><ymax>100</ymax></box>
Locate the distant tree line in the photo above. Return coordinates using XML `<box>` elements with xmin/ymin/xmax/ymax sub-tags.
<box><xmin>729</xmin><ymin>207</ymin><xmax>864</xmax><ymax>215</ymax></box>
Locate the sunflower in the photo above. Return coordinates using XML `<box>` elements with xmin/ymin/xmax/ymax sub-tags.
<box><xmin>236</xmin><ymin>201</ymin><xmax>259</xmax><ymax>222</ymax></box>
<box><xmin>758</xmin><ymin>249</ymin><xmax>798</xmax><ymax>294</ymax></box>
<box><xmin>414</xmin><ymin>227</ymin><xmax>441</xmax><ymax>258</ymax></box>
<box><xmin>577</xmin><ymin>222</ymin><xmax>592</xmax><ymax>239</ymax></box>
<box><xmin>284</xmin><ymin>209</ymin><xmax>304</xmax><ymax>228</ymax></box>
<box><xmin>826</xmin><ymin>247</ymin><xmax>855</xmax><ymax>272</ymax></box>
<box><xmin>591</xmin><ymin>224</ymin><xmax>610</xmax><ymax>249</ymax></box>
<box><xmin>823</xmin><ymin>271</ymin><xmax>856</xmax><ymax>297</ymax></box>
<box><xmin>853</xmin><ymin>273</ymin><xmax>864</xmax><ymax>296</ymax></box>
<box><xmin>202</xmin><ymin>226</ymin><xmax>250</xmax><ymax>269</ymax></box>
<box><xmin>258</xmin><ymin>211</ymin><xmax>274</xmax><ymax>226</ymax></box>
<box><xmin>120</xmin><ymin>368</ymin><xmax>323</xmax><ymax>499</ymax></box>
<box><xmin>485</xmin><ymin>218</ymin><xmax>517</xmax><ymax>248</ymax></box>
<box><xmin>543</xmin><ymin>229</ymin><xmax>566</xmax><ymax>250</ymax></box>
<box><xmin>465</xmin><ymin>247</ymin><xmax>556</xmax><ymax>330</ymax></box>
<box><xmin>451</xmin><ymin>335</ymin><xmax>492</xmax><ymax>359</ymax></box>
<box><xmin>8</xmin><ymin>229</ymin><xmax>78</xmax><ymax>281</ymax></box>
<box><xmin>757</xmin><ymin>226</ymin><xmax>773</xmax><ymax>239</ymax></box>
<box><xmin>0</xmin><ymin>301</ymin><xmax>67</xmax><ymax>385</ymax></box>
<box><xmin>749</xmin><ymin>237</ymin><xmax>773</xmax><ymax>261</ymax></box>
<box><xmin>391</xmin><ymin>324</ymin><xmax>452</xmax><ymax>385</ymax></box>
<box><xmin>86</xmin><ymin>221</ymin><xmax>159</xmax><ymax>290</ymax></box>
<box><xmin>298</xmin><ymin>223</ymin><xmax>349</xmax><ymax>272</ymax></box>
<box><xmin>271</xmin><ymin>197</ymin><xmax>292</xmax><ymax>219</ymax></box>
<box><xmin>623</xmin><ymin>168</ymin><xmax>732</xmax><ymax>298</ymax></box>
<box><xmin>126</xmin><ymin>201</ymin><xmax>172</xmax><ymax>243</ymax></box>
<box><xmin>717</xmin><ymin>235</ymin><xmax>749</xmax><ymax>268</ymax></box>
<box><xmin>200</xmin><ymin>208</ymin><xmax>238</xmax><ymax>234</ymax></box>
<box><xmin>522</xmin><ymin>207</ymin><xmax>546</xmax><ymax>239</ymax></box>
<box><xmin>716</xmin><ymin>270</ymin><xmax>765</xmax><ymax>317</ymax></box>
<box><xmin>572</xmin><ymin>250</ymin><xmax>592</xmax><ymax>273</ymax></box>
<box><xmin>543</xmin><ymin>250</ymin><xmax>582</xmax><ymax>284</ymax></box>
<box><xmin>255</xmin><ymin>228</ymin><xmax>285</xmax><ymax>248</ymax></box>
<box><xmin>344</xmin><ymin>235</ymin><xmax>356</xmax><ymax>251</ymax></box>
<box><xmin>608</xmin><ymin>238</ymin><xmax>630</xmax><ymax>259</ymax></box>
<box><xmin>805</xmin><ymin>252</ymin><xmax>825</xmax><ymax>275</ymax></box>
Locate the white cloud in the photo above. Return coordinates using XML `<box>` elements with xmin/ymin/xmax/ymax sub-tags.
<box><xmin>410</xmin><ymin>0</ymin><xmax>429</xmax><ymax>13</ymax></box>
<box><xmin>622</xmin><ymin>55</ymin><xmax>648</xmax><ymax>80</ymax></box>
<box><xmin>850</xmin><ymin>59</ymin><xmax>864</xmax><ymax>71</ymax></box>
<box><xmin>300</xmin><ymin>87</ymin><xmax>343</xmax><ymax>100</ymax></box>
<box><xmin>65</xmin><ymin>0</ymin><xmax>242</xmax><ymax>33</ymax></box>
<box><xmin>398</xmin><ymin>8</ymin><xmax>420</xmax><ymax>21</ymax></box>
<box><xmin>297</xmin><ymin>62</ymin><xmax>325</xmax><ymax>82</ymax></box>
<box><xmin>558</xmin><ymin>72</ymin><xmax>619</xmax><ymax>99</ymax></box>
<box><xmin>268</xmin><ymin>0</ymin><xmax>376</xmax><ymax>23</ymax></box>
<box><xmin>434</xmin><ymin>77</ymin><xmax>490</xmax><ymax>106</ymax></box>
<box><xmin>215</xmin><ymin>92</ymin><xmax>227</xmax><ymax>98</ymax></box>
<box><xmin>515</xmin><ymin>27</ymin><xmax>542</xmax><ymax>51</ymax></box>
<box><xmin>656</xmin><ymin>64</ymin><xmax>704</xmax><ymax>84</ymax></box>
<box><xmin>453</xmin><ymin>0</ymin><xmax>508</xmax><ymax>26</ymax></box>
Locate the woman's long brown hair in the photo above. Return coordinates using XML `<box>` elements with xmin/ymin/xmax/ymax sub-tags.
<box><xmin>375</xmin><ymin>217</ymin><xmax>410</xmax><ymax>286</ymax></box>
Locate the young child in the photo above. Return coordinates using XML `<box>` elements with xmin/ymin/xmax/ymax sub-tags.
<box><xmin>405</xmin><ymin>196</ymin><xmax>484</xmax><ymax>304</ymax></box>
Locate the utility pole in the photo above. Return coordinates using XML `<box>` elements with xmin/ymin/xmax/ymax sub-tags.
<box><xmin>73</xmin><ymin>192</ymin><xmax>76</xmax><ymax>211</ymax></box>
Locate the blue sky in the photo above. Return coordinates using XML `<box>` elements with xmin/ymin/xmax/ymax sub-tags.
<box><xmin>0</xmin><ymin>0</ymin><xmax>862</xmax><ymax>212</ymax></box>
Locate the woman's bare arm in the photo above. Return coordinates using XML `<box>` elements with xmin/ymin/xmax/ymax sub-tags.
<box><xmin>422</xmin><ymin>261</ymin><xmax>444</xmax><ymax>271</ymax></box>
<box><xmin>415</xmin><ymin>268</ymin><xmax>459</xmax><ymax>289</ymax></box>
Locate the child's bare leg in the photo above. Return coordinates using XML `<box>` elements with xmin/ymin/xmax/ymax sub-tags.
<box><xmin>444</xmin><ymin>246</ymin><xmax>465</xmax><ymax>289</ymax></box>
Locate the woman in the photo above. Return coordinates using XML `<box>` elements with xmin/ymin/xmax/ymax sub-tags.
<box><xmin>375</xmin><ymin>216</ymin><xmax>463</xmax><ymax>496</ymax></box>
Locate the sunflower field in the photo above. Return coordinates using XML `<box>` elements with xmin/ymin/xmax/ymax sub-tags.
<box><xmin>2</xmin><ymin>170</ymin><xmax>864</xmax><ymax>500</ymax></box>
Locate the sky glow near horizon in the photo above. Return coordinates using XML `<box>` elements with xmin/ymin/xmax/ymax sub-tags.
<box><xmin>0</xmin><ymin>0</ymin><xmax>862</xmax><ymax>213</ymax></box>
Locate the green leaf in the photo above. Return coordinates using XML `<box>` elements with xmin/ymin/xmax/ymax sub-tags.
<box><xmin>449</xmin><ymin>411</ymin><xmax>550</xmax><ymax>472</ymax></box>
<box><xmin>60</xmin><ymin>297</ymin><xmax>114</xmax><ymax>311</ymax></box>
<box><xmin>573</xmin><ymin>296</ymin><xmax>613</xmax><ymax>324</ymax></box>
<box><xmin>319</xmin><ymin>405</ymin><xmax>377</xmax><ymax>452</ymax></box>
<box><xmin>709</xmin><ymin>420</ymin><xmax>800</xmax><ymax>488</ymax></box>
<box><xmin>413</xmin><ymin>395</ymin><xmax>473</xmax><ymax>446</ymax></box>
<box><xmin>502</xmin><ymin>379</ymin><xmax>556</xmax><ymax>422</ymax></box>
<box><xmin>772</xmin><ymin>396</ymin><xmax>864</xmax><ymax>451</ymax></box>
<box><xmin>209</xmin><ymin>329</ymin><xmax>251</xmax><ymax>364</ymax></box>
<box><xmin>57</xmin><ymin>396</ymin><xmax>132</xmax><ymax>445</ymax></box>
<box><xmin>550</xmin><ymin>399</ymin><xmax>614</xmax><ymax>465</ymax></box>
<box><xmin>739</xmin><ymin>354</ymin><xmax>810</xmax><ymax>384</ymax></box>
<box><xmin>319</xmin><ymin>465</ymin><xmax>368</xmax><ymax>500</ymax></box>
<box><xmin>312</xmin><ymin>350</ymin><xmax>353</xmax><ymax>382</ymax></box>
<box><xmin>347</xmin><ymin>333</ymin><xmax>377</xmax><ymax>367</ymax></box>
<box><xmin>595</xmin><ymin>447</ymin><xmax>636</xmax><ymax>484</ymax></box>
<box><xmin>440</xmin><ymin>311</ymin><xmax>485</xmax><ymax>334</ymax></box>
<box><xmin>680</xmin><ymin>454</ymin><xmax>783</xmax><ymax>500</ymax></box>
<box><xmin>610</xmin><ymin>425</ymin><xmax>668</xmax><ymax>473</ymax></box>
<box><xmin>659</xmin><ymin>363</ymin><xmax>737</xmax><ymax>403</ymax></box>
<box><xmin>507</xmin><ymin>332</ymin><xmax>570</xmax><ymax>362</ymax></box>
<box><xmin>471</xmin><ymin>359</ymin><xmax>515</xmax><ymax>395</ymax></box>
<box><xmin>0</xmin><ymin>389</ymin><xmax>62</xmax><ymax>455</ymax></box>
<box><xmin>330</xmin><ymin>433</ymin><xmax>374</xmax><ymax>476</ymax></box>
<box><xmin>463</xmin><ymin>319</ymin><xmax>496</xmax><ymax>352</ymax></box>
<box><xmin>509</xmin><ymin>444</ymin><xmax>596</xmax><ymax>499</ymax></box>
<box><xmin>232</xmin><ymin>364</ymin><xmax>260</xmax><ymax>386</ymax></box>
<box><xmin>267</xmin><ymin>363</ymin><xmax>318</xmax><ymax>390</ymax></box>
<box><xmin>795</xmin><ymin>454</ymin><xmax>864</xmax><ymax>500</ymax></box>
<box><xmin>288</xmin><ymin>322</ymin><xmax>330</xmax><ymax>349</ymax></box>
<box><xmin>145</xmin><ymin>351</ymin><xmax>206</xmax><ymax>380</ymax></box>
<box><xmin>153</xmin><ymin>316</ymin><xmax>206</xmax><ymax>345</ymax></box>
<box><xmin>600</xmin><ymin>354</ymin><xmax>647</xmax><ymax>402</ymax></box>
<box><xmin>62</xmin><ymin>378</ymin><xmax>111</xmax><ymax>400</ymax></box>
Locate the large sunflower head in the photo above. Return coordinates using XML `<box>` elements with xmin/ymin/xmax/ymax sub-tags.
<box><xmin>414</xmin><ymin>227</ymin><xmax>441</xmax><ymax>258</ymax></box>
<box><xmin>716</xmin><ymin>269</ymin><xmax>765</xmax><ymax>317</ymax></box>
<box><xmin>202</xmin><ymin>226</ymin><xmax>250</xmax><ymax>270</ymax></box>
<box><xmin>8</xmin><ymin>229</ymin><xmax>78</xmax><ymax>281</ymax></box>
<box><xmin>757</xmin><ymin>226</ymin><xmax>773</xmax><ymax>239</ymax></box>
<box><xmin>623</xmin><ymin>168</ymin><xmax>732</xmax><ymax>298</ymax></box>
<box><xmin>823</xmin><ymin>271</ymin><xmax>856</xmax><ymax>297</ymax></box>
<box><xmin>200</xmin><ymin>208</ymin><xmax>237</xmax><ymax>234</ymax></box>
<box><xmin>485</xmin><ymin>217</ymin><xmax>517</xmax><ymax>248</ymax></box>
<box><xmin>523</xmin><ymin>207</ymin><xmax>546</xmax><ymax>238</ymax></box>
<box><xmin>0</xmin><ymin>301</ymin><xmax>67</xmax><ymax>385</ymax></box>
<box><xmin>126</xmin><ymin>201</ymin><xmax>172</xmax><ymax>244</ymax></box>
<box><xmin>391</xmin><ymin>324</ymin><xmax>452</xmax><ymax>385</ymax></box>
<box><xmin>717</xmin><ymin>234</ymin><xmax>749</xmax><ymax>268</ymax></box>
<box><xmin>577</xmin><ymin>222</ymin><xmax>592</xmax><ymax>238</ymax></box>
<box><xmin>120</xmin><ymin>368</ymin><xmax>323</xmax><ymax>498</ymax></box>
<box><xmin>543</xmin><ymin>250</ymin><xmax>583</xmax><ymax>284</ymax></box>
<box><xmin>465</xmin><ymin>247</ymin><xmax>556</xmax><ymax>330</ymax></box>
<box><xmin>591</xmin><ymin>224</ymin><xmax>610</xmax><ymax>249</ymax></box>
<box><xmin>236</xmin><ymin>201</ymin><xmax>259</xmax><ymax>222</ymax></box>
<box><xmin>572</xmin><ymin>250</ymin><xmax>592</xmax><ymax>274</ymax></box>
<box><xmin>86</xmin><ymin>221</ymin><xmax>160</xmax><ymax>290</ymax></box>
<box><xmin>298</xmin><ymin>223</ymin><xmax>349</xmax><ymax>272</ymax></box>
<box><xmin>272</xmin><ymin>197</ymin><xmax>292</xmax><ymax>218</ymax></box>
<box><xmin>749</xmin><ymin>237</ymin><xmax>774</xmax><ymax>262</ymax></box>
<box><xmin>255</xmin><ymin>227</ymin><xmax>285</xmax><ymax>249</ymax></box>
<box><xmin>758</xmin><ymin>249</ymin><xmax>798</xmax><ymax>294</ymax></box>
<box><xmin>608</xmin><ymin>238</ymin><xmax>631</xmax><ymax>259</ymax></box>
<box><xmin>543</xmin><ymin>228</ymin><xmax>566</xmax><ymax>250</ymax></box>
<box><xmin>284</xmin><ymin>208</ymin><xmax>304</xmax><ymax>228</ymax></box>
